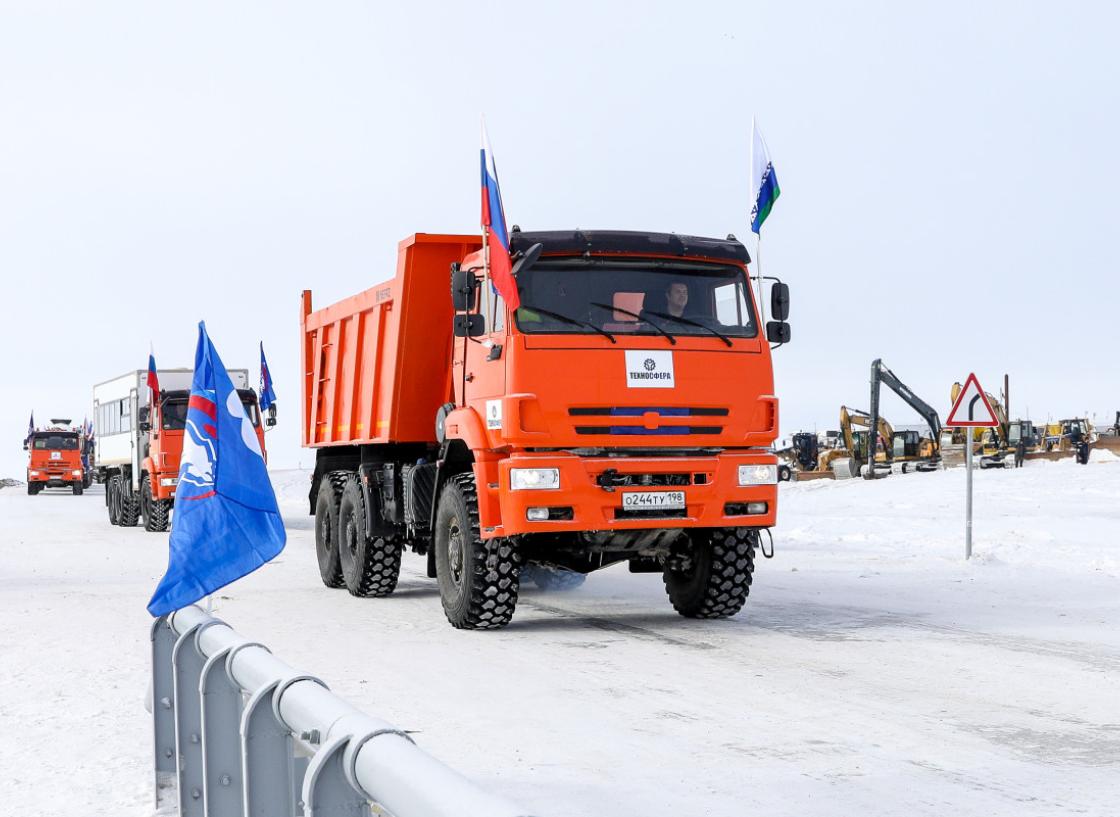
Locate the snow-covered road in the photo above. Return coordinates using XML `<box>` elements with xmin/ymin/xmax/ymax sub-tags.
<box><xmin>2</xmin><ymin>455</ymin><xmax>1117</xmax><ymax>816</ymax></box>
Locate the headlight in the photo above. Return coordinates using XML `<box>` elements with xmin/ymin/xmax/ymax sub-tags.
<box><xmin>29</xmin><ymin>470</ymin><xmax>40</xmax><ymax>477</ymax></box>
<box><xmin>510</xmin><ymin>468</ymin><xmax>560</xmax><ymax>490</ymax></box>
<box><xmin>72</xmin><ymin>470</ymin><xmax>82</xmax><ymax>477</ymax></box>
<box><xmin>738</xmin><ymin>464</ymin><xmax>777</xmax><ymax>486</ymax></box>
<box><xmin>160</xmin><ymin>477</ymin><xmax>179</xmax><ymax>487</ymax></box>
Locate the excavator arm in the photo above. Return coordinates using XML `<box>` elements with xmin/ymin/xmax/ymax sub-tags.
<box><xmin>867</xmin><ymin>359</ymin><xmax>943</xmax><ymax>478</ymax></box>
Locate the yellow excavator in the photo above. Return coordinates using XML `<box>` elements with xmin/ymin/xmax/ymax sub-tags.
<box><xmin>826</xmin><ymin>405</ymin><xmax>893</xmax><ymax>478</ymax></box>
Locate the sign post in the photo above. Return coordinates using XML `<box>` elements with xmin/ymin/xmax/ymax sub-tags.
<box><xmin>946</xmin><ymin>373</ymin><xmax>1000</xmax><ymax>560</ymax></box>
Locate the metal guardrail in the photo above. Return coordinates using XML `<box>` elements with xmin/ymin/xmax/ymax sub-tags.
<box><xmin>152</xmin><ymin>605</ymin><xmax>534</xmax><ymax>817</ymax></box>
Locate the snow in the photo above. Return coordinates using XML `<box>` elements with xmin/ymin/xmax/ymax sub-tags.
<box><xmin>1</xmin><ymin>457</ymin><xmax>1118</xmax><ymax>816</ymax></box>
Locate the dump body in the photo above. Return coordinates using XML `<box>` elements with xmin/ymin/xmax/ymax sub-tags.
<box><xmin>301</xmin><ymin>234</ymin><xmax>481</xmax><ymax>447</ymax></box>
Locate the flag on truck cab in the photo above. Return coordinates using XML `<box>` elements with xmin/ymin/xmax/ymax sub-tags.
<box><xmin>25</xmin><ymin>412</ymin><xmax>34</xmax><ymax>444</ymax></box>
<box><xmin>480</xmin><ymin>121</ymin><xmax>521</xmax><ymax>310</ymax></box>
<box><xmin>147</xmin><ymin>350</ymin><xmax>160</xmax><ymax>396</ymax></box>
<box><xmin>259</xmin><ymin>342</ymin><xmax>276</xmax><ymax>412</ymax></box>
<box><xmin>750</xmin><ymin>119</ymin><xmax>781</xmax><ymax>234</ymax></box>
<box><xmin>147</xmin><ymin>322</ymin><xmax>286</xmax><ymax>617</ymax></box>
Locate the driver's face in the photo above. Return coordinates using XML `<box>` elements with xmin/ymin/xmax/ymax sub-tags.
<box><xmin>667</xmin><ymin>282</ymin><xmax>689</xmax><ymax>310</ymax></box>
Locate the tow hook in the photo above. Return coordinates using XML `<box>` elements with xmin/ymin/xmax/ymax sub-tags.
<box><xmin>758</xmin><ymin>529</ymin><xmax>775</xmax><ymax>559</ymax></box>
<box><xmin>595</xmin><ymin>468</ymin><xmax>626</xmax><ymax>492</ymax></box>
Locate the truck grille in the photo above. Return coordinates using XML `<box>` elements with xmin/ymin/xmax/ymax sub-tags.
<box><xmin>595</xmin><ymin>471</ymin><xmax>692</xmax><ymax>488</ymax></box>
<box><xmin>570</xmin><ymin>406</ymin><xmax>725</xmax><ymax>436</ymax></box>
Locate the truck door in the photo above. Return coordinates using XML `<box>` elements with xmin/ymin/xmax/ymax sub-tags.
<box><xmin>457</xmin><ymin>280</ymin><xmax>507</xmax><ymax>425</ymax></box>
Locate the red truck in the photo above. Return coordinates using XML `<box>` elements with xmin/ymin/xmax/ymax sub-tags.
<box><xmin>302</xmin><ymin>230</ymin><xmax>790</xmax><ymax>629</ymax></box>
<box><xmin>25</xmin><ymin>421</ymin><xmax>85</xmax><ymax>495</ymax></box>
<box><xmin>93</xmin><ymin>368</ymin><xmax>270</xmax><ymax>531</ymax></box>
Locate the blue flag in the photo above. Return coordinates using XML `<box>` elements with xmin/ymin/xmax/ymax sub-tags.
<box><xmin>147</xmin><ymin>322</ymin><xmax>286</xmax><ymax>617</ymax></box>
<box><xmin>259</xmin><ymin>341</ymin><xmax>277</xmax><ymax>412</ymax></box>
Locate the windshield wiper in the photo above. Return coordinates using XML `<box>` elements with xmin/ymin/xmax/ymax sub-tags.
<box><xmin>588</xmin><ymin>302</ymin><xmax>677</xmax><ymax>344</ymax></box>
<box><xmin>640</xmin><ymin>308</ymin><xmax>734</xmax><ymax>347</ymax></box>
<box><xmin>516</xmin><ymin>303</ymin><xmax>616</xmax><ymax>343</ymax></box>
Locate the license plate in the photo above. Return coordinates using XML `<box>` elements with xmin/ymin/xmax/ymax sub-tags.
<box><xmin>622</xmin><ymin>490</ymin><xmax>685</xmax><ymax>509</ymax></box>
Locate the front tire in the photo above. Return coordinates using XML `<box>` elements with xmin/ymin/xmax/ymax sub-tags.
<box><xmin>664</xmin><ymin>528</ymin><xmax>756</xmax><ymax>619</ymax></box>
<box><xmin>72</xmin><ymin>482</ymin><xmax>83</xmax><ymax>496</ymax></box>
<box><xmin>337</xmin><ymin>477</ymin><xmax>402</xmax><ymax>597</ymax></box>
<box><xmin>314</xmin><ymin>473</ymin><xmax>346</xmax><ymax>588</ymax></box>
<box><xmin>434</xmin><ymin>473</ymin><xmax>520</xmax><ymax>629</ymax></box>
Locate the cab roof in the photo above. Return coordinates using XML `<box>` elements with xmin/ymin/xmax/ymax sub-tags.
<box><xmin>509</xmin><ymin>229</ymin><xmax>750</xmax><ymax>264</ymax></box>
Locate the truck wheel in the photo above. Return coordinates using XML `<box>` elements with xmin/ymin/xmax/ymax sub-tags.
<box><xmin>434</xmin><ymin>473</ymin><xmax>521</xmax><ymax>629</ymax></box>
<box><xmin>107</xmin><ymin>476</ymin><xmax>121</xmax><ymax>524</ymax></box>
<box><xmin>118</xmin><ymin>481</ymin><xmax>141</xmax><ymax>527</ymax></box>
<box><xmin>664</xmin><ymin>528</ymin><xmax>756</xmax><ymax>619</ymax></box>
<box><xmin>337</xmin><ymin>477</ymin><xmax>402</xmax><ymax>597</ymax></box>
<box><xmin>141</xmin><ymin>476</ymin><xmax>171</xmax><ymax>532</ymax></box>
<box><xmin>27</xmin><ymin>483</ymin><xmax>38</xmax><ymax>496</ymax></box>
<box><xmin>72</xmin><ymin>482</ymin><xmax>84</xmax><ymax>496</ymax></box>
<box><xmin>313</xmin><ymin>474</ymin><xmax>345</xmax><ymax>588</ymax></box>
<box><xmin>82</xmin><ymin>473</ymin><xmax>91</xmax><ymax>489</ymax></box>
<box><xmin>524</xmin><ymin>563</ymin><xmax>587</xmax><ymax>592</ymax></box>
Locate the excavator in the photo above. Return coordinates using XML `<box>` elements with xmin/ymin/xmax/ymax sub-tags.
<box><xmin>865</xmin><ymin>360</ymin><xmax>942</xmax><ymax>479</ymax></box>
<box><xmin>828</xmin><ymin>405</ymin><xmax>893</xmax><ymax>479</ymax></box>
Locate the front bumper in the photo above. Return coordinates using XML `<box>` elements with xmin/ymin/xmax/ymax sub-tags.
<box><xmin>483</xmin><ymin>451</ymin><xmax>778</xmax><ymax>537</ymax></box>
<box><xmin>28</xmin><ymin>470</ymin><xmax>79</xmax><ymax>486</ymax></box>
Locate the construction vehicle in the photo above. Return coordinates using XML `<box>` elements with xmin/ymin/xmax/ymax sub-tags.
<box><xmin>301</xmin><ymin>230</ymin><xmax>791</xmax><ymax>629</ymax></box>
<box><xmin>24</xmin><ymin>419</ymin><xmax>85</xmax><ymax>495</ymax></box>
<box><xmin>822</xmin><ymin>406</ymin><xmax>892</xmax><ymax>478</ymax></box>
<box><xmin>866</xmin><ymin>360</ymin><xmax>941</xmax><ymax>477</ymax></box>
<box><xmin>93</xmin><ymin>368</ymin><xmax>269</xmax><ymax>531</ymax></box>
<box><xmin>1041</xmin><ymin>418</ymin><xmax>1094</xmax><ymax>463</ymax></box>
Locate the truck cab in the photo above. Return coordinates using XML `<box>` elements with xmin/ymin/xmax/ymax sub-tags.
<box><xmin>25</xmin><ymin>428</ymin><xmax>84</xmax><ymax>495</ymax></box>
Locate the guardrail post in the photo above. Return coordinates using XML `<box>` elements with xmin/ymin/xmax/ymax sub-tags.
<box><xmin>173</xmin><ymin>619</ymin><xmax>224</xmax><ymax>817</ymax></box>
<box><xmin>201</xmin><ymin>645</ymin><xmax>246</xmax><ymax>817</ymax></box>
<box><xmin>151</xmin><ymin>616</ymin><xmax>178</xmax><ymax>806</ymax></box>
<box><xmin>242</xmin><ymin>679</ymin><xmax>303</xmax><ymax>817</ymax></box>
<box><xmin>303</xmin><ymin>734</ymin><xmax>371</xmax><ymax>817</ymax></box>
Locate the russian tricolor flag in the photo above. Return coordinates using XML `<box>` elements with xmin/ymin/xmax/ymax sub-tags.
<box><xmin>147</xmin><ymin>349</ymin><xmax>160</xmax><ymax>396</ymax></box>
<box><xmin>480</xmin><ymin>122</ymin><xmax>521</xmax><ymax>310</ymax></box>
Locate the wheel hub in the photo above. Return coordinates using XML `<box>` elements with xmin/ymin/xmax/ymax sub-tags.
<box><xmin>447</xmin><ymin>521</ymin><xmax>464</xmax><ymax>585</ymax></box>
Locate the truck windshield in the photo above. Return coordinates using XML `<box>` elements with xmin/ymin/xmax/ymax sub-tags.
<box><xmin>32</xmin><ymin>434</ymin><xmax>79</xmax><ymax>450</ymax></box>
<box><xmin>514</xmin><ymin>260</ymin><xmax>758</xmax><ymax>339</ymax></box>
<box><xmin>161</xmin><ymin>396</ymin><xmax>260</xmax><ymax>430</ymax></box>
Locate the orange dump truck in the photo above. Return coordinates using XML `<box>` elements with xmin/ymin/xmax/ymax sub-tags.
<box><xmin>302</xmin><ymin>230</ymin><xmax>791</xmax><ymax>629</ymax></box>
<box><xmin>25</xmin><ymin>423</ymin><xmax>85</xmax><ymax>495</ymax></box>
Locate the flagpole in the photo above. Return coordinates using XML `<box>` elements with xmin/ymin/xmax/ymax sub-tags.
<box><xmin>755</xmin><ymin>235</ymin><xmax>767</xmax><ymax>328</ymax></box>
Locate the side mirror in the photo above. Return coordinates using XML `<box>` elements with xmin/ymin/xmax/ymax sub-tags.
<box><xmin>450</xmin><ymin>265</ymin><xmax>479</xmax><ymax>312</ymax></box>
<box><xmin>266</xmin><ymin>406</ymin><xmax>277</xmax><ymax>428</ymax></box>
<box><xmin>22</xmin><ymin>442</ymin><xmax>28</xmax><ymax>451</ymax></box>
<box><xmin>770</xmin><ymin>282</ymin><xmax>790</xmax><ymax>321</ymax></box>
<box><xmin>453</xmin><ymin>313</ymin><xmax>485</xmax><ymax>338</ymax></box>
<box><xmin>511</xmin><ymin>242</ymin><xmax>543</xmax><ymax>279</ymax></box>
<box><xmin>766</xmin><ymin>321</ymin><xmax>791</xmax><ymax>344</ymax></box>
<box><xmin>139</xmin><ymin>421</ymin><xmax>152</xmax><ymax>433</ymax></box>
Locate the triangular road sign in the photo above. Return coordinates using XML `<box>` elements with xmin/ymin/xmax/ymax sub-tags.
<box><xmin>946</xmin><ymin>372</ymin><xmax>1000</xmax><ymax>427</ymax></box>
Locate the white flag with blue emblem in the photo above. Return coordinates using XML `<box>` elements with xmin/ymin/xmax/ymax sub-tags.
<box><xmin>750</xmin><ymin>119</ymin><xmax>781</xmax><ymax>234</ymax></box>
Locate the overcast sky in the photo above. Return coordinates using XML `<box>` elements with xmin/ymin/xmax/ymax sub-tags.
<box><xmin>2</xmin><ymin>1</ymin><xmax>1117</xmax><ymax>477</ymax></box>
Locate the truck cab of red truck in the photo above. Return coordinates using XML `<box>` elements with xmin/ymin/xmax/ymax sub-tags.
<box><xmin>302</xmin><ymin>229</ymin><xmax>790</xmax><ymax>629</ymax></box>
<box><xmin>25</xmin><ymin>424</ymin><xmax>85</xmax><ymax>495</ymax></box>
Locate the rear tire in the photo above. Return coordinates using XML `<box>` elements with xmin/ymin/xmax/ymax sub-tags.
<box><xmin>118</xmin><ymin>478</ymin><xmax>140</xmax><ymax>527</ymax></box>
<box><xmin>314</xmin><ymin>473</ymin><xmax>346</xmax><ymax>588</ymax></box>
<box><xmin>107</xmin><ymin>476</ymin><xmax>121</xmax><ymax>524</ymax></box>
<box><xmin>664</xmin><ymin>528</ymin><xmax>756</xmax><ymax>619</ymax></box>
<box><xmin>434</xmin><ymin>473</ymin><xmax>521</xmax><ymax>629</ymax></box>
<box><xmin>337</xmin><ymin>477</ymin><xmax>402</xmax><ymax>597</ymax></box>
<box><xmin>141</xmin><ymin>476</ymin><xmax>171</xmax><ymax>532</ymax></box>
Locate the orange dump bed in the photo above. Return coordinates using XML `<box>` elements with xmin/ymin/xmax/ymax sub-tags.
<box><xmin>301</xmin><ymin>233</ymin><xmax>481</xmax><ymax>447</ymax></box>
